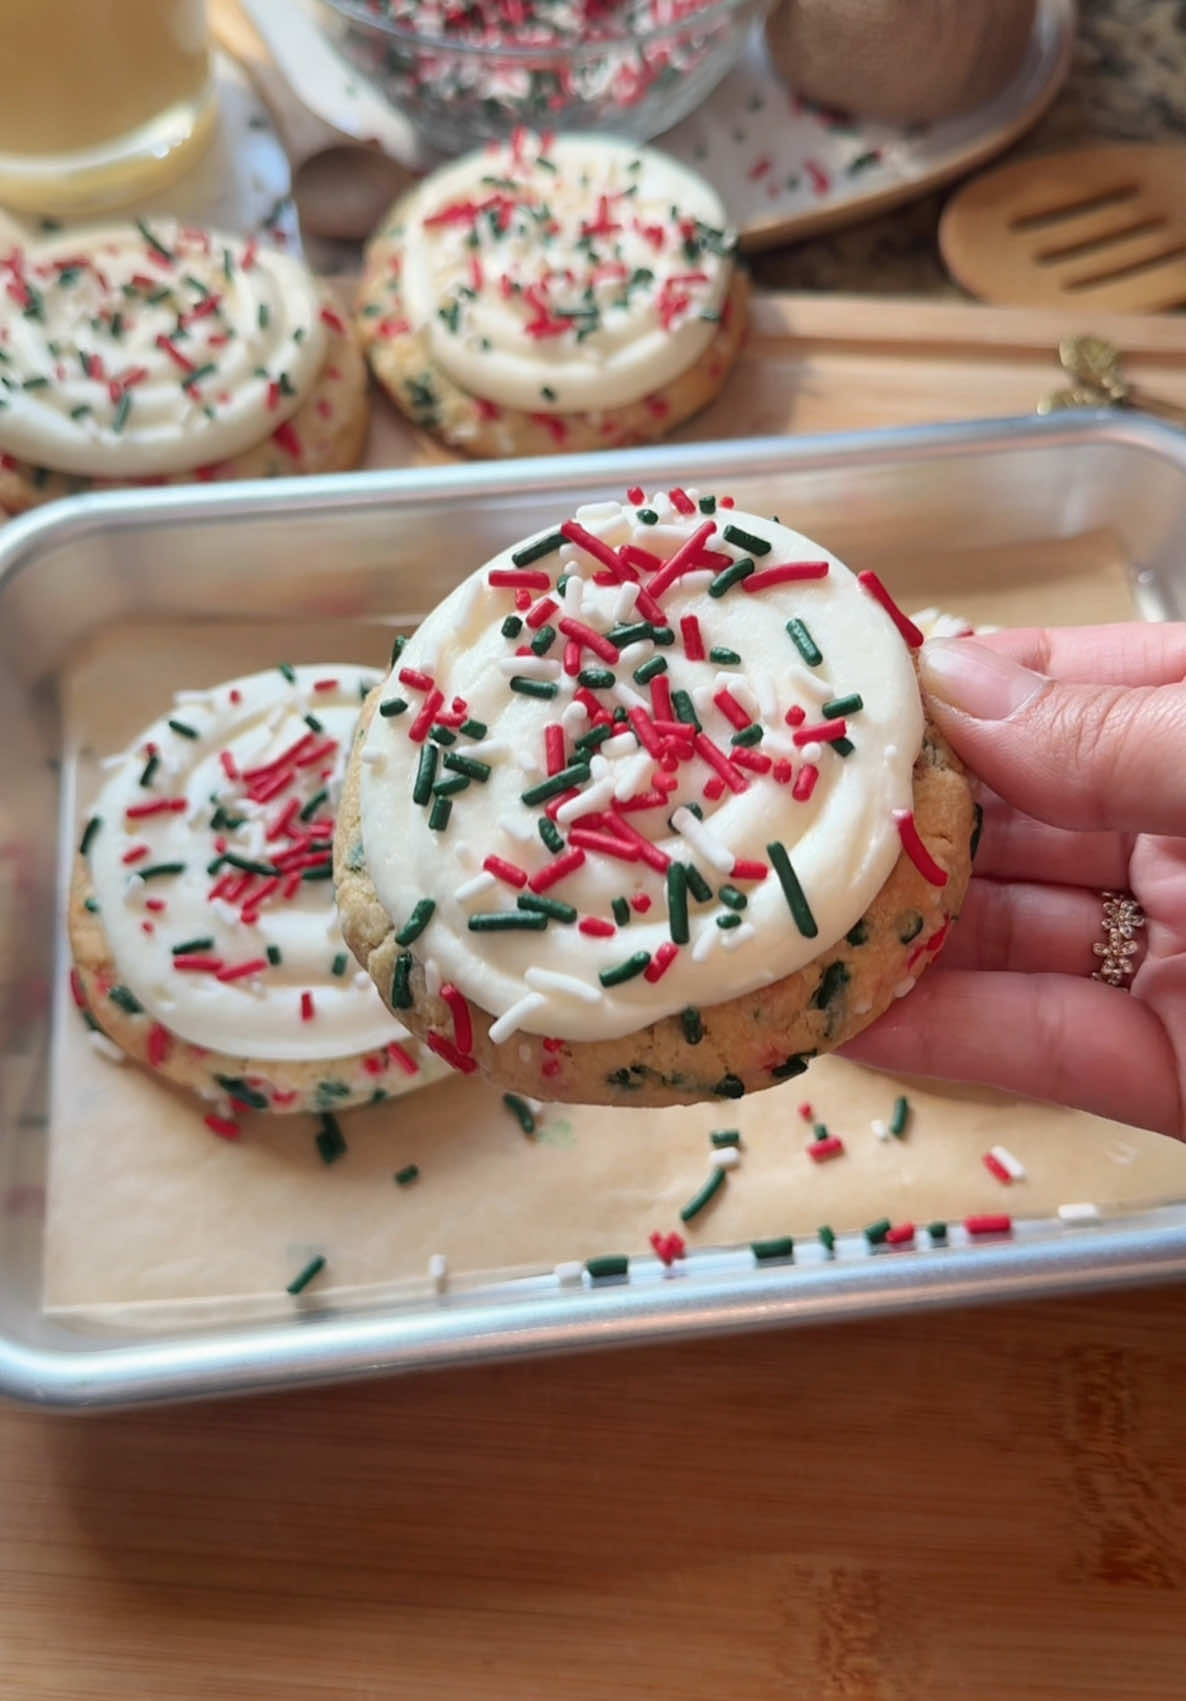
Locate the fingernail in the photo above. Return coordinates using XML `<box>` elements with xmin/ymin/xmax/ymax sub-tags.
<box><xmin>920</xmin><ymin>639</ymin><xmax>1046</xmax><ymax>721</ymax></box>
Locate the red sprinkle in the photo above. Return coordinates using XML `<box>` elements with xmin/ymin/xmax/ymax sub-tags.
<box><xmin>568</xmin><ymin>828</ymin><xmax>640</xmax><ymax>864</ymax></box>
<box><xmin>558</xmin><ymin>617</ymin><xmax>619</xmax><ymax>665</ymax></box>
<box><xmin>272</xmin><ymin>420</ymin><xmax>303</xmax><ymax>458</ymax></box>
<box><xmin>886</xmin><ymin>1222</ymin><xmax>916</xmax><ymax>1247</ymax></box>
<box><xmin>703</xmin><ymin>776</ymin><xmax>726</xmax><ymax>801</ymax></box>
<box><xmin>893</xmin><ymin>809</ymin><xmax>949</xmax><ymax>887</ymax></box>
<box><xmin>300</xmin><ymin>990</ymin><xmax>315</xmax><ymax>1022</ymax></box>
<box><xmin>219</xmin><ymin>750</ymin><xmax>240</xmax><ymax>783</ymax></box>
<box><xmin>489</xmin><ymin>567</ymin><xmax>552</xmax><ymax>590</ymax></box>
<box><xmin>785</xmin><ymin>705</ymin><xmax>806</xmax><ymax>727</ymax></box>
<box><xmin>732</xmin><ymin>748</ymin><xmax>772</xmax><ymax>774</ymax></box>
<box><xmin>560</xmin><ymin>520</ymin><xmax>624</xmax><ymax>577</ymax></box>
<box><xmin>619</xmin><ymin>544</ymin><xmax>661</xmax><ymax>574</ymax></box>
<box><xmin>529</xmin><ymin>847</ymin><xmax>586</xmax><ymax>893</ymax></box>
<box><xmin>408</xmin><ymin>687</ymin><xmax>445</xmax><ymax>744</ymax></box>
<box><xmin>398</xmin><ymin>666</ymin><xmax>434</xmax><ymax>693</ymax></box>
<box><xmin>966</xmin><ymin>1213</ymin><xmax>1012</xmax><ymax>1235</ymax></box>
<box><xmin>643</xmin><ymin>942</ymin><xmax>678</xmax><ymax>983</ymax></box>
<box><xmin>808</xmin><ymin>1136</ymin><xmax>846</xmax><ymax>1163</ymax></box>
<box><xmin>319</xmin><ymin>305</ymin><xmax>347</xmax><ymax>334</ymax></box>
<box><xmin>606</xmin><ymin>811</ymin><xmax>671</xmax><ymax>873</ymax></box>
<box><xmin>204</xmin><ymin>1113</ymin><xmax>241</xmax><ymax>1141</ymax></box>
<box><xmin>794</xmin><ymin>720</ymin><xmax>848</xmax><ymax>747</ymax></box>
<box><xmin>680</xmin><ymin>614</ymin><xmax>705</xmax><ymax>660</ymax></box>
<box><xmin>147</xmin><ymin>1022</ymin><xmax>171</xmax><ymax>1067</ymax></box>
<box><xmin>544</xmin><ymin>724</ymin><xmax>566</xmax><ymax>775</ymax></box>
<box><xmin>798</xmin><ymin>1103</ymin><xmax>813</xmax><ymax>1120</ymax></box>
<box><xmin>526</xmin><ymin>595</ymin><xmax>559</xmax><ymax>630</ymax></box>
<box><xmin>578</xmin><ymin>915</ymin><xmax>616</xmax><ymax>937</ymax></box>
<box><xmin>125</xmin><ymin>798</ymin><xmax>187</xmax><ymax>819</ymax></box>
<box><xmin>713</xmin><ymin>688</ymin><xmax>752</xmax><ymax>730</ymax></box>
<box><xmin>646</xmin><ymin>520</ymin><xmax>717</xmax><ymax>600</ymax></box>
<box><xmin>730</xmin><ymin>859</ymin><xmax>768</xmax><ymax>881</ymax></box>
<box><xmin>983</xmin><ymin>1152</ymin><xmax>1012</xmax><ymax>1185</ymax></box>
<box><xmin>649</xmin><ymin>1229</ymin><xmax>686</xmax><ymax>1265</ymax></box>
<box><xmin>122</xmin><ymin>845</ymin><xmax>150</xmax><ymax>865</ymax></box>
<box><xmin>425</xmin><ymin>1031</ymin><xmax>479</xmax><ymax>1074</ymax></box>
<box><xmin>742</xmin><ymin>561</ymin><xmax>830</xmax><ymax>592</ymax></box>
<box><xmin>484</xmin><ymin>854</ymin><xmax>528</xmax><ymax>889</ymax></box>
<box><xmin>668</xmin><ymin>487</ymin><xmax>695</xmax><ymax>514</ymax></box>
<box><xmin>69</xmin><ymin>967</ymin><xmax>86</xmax><ymax>1009</ymax></box>
<box><xmin>858</xmin><ymin>570</ymin><xmax>925</xmax><ymax>647</ymax></box>
<box><xmin>693</xmin><ymin>732</ymin><xmax>748</xmax><ymax>794</ymax></box>
<box><xmin>792</xmin><ymin>763</ymin><xmax>819</xmax><ymax>801</ymax></box>
<box><xmin>217</xmin><ymin>958</ymin><xmax>270</xmax><ymax>983</ymax></box>
<box><xmin>631</xmin><ymin>892</ymin><xmax>653</xmax><ymax>912</ymax></box>
<box><xmin>626</xmin><ymin>486</ymin><xmax>645</xmax><ymax>504</ymax></box>
<box><xmin>387</xmin><ymin>1041</ymin><xmax>419</xmax><ymax>1075</ymax></box>
<box><xmin>440</xmin><ymin>983</ymin><xmax>473</xmax><ymax>1054</ymax></box>
<box><xmin>173</xmin><ymin>955</ymin><xmax>224</xmax><ymax>974</ymax></box>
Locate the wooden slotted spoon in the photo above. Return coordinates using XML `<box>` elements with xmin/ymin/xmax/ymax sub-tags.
<box><xmin>940</xmin><ymin>144</ymin><xmax>1186</xmax><ymax>313</ymax></box>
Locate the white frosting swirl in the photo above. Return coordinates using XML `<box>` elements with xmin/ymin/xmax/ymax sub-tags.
<box><xmin>396</xmin><ymin>133</ymin><xmax>733</xmax><ymax>413</ymax></box>
<box><xmin>360</xmin><ymin>496</ymin><xmax>925</xmax><ymax>1043</ymax></box>
<box><xmin>85</xmin><ymin>665</ymin><xmax>415</xmax><ymax>1062</ymax></box>
<box><xmin>0</xmin><ymin>221</ymin><xmax>325</xmax><ymax>477</ymax></box>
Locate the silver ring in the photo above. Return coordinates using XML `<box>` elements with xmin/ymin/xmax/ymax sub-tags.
<box><xmin>1092</xmin><ymin>891</ymin><xmax>1145</xmax><ymax>989</ymax></box>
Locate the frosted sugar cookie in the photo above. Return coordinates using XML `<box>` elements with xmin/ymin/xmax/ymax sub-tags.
<box><xmin>335</xmin><ymin>488</ymin><xmax>975</xmax><ymax>1105</ymax></box>
<box><xmin>357</xmin><ymin>130</ymin><xmax>746</xmax><ymax>458</ymax></box>
<box><xmin>69</xmin><ymin>665</ymin><xmax>448</xmax><ymax>1122</ymax></box>
<box><xmin>0</xmin><ymin>220</ymin><xmax>368</xmax><ymax>515</ymax></box>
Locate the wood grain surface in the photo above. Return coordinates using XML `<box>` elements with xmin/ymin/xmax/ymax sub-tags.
<box><xmin>5</xmin><ymin>1283</ymin><xmax>1186</xmax><ymax>1698</ymax></box>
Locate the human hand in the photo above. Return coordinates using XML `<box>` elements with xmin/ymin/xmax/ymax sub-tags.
<box><xmin>841</xmin><ymin>624</ymin><xmax>1186</xmax><ymax>1136</ymax></box>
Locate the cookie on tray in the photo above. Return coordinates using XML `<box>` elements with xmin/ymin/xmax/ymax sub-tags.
<box><xmin>334</xmin><ymin>488</ymin><xmax>976</xmax><ymax>1106</ymax></box>
<box><xmin>356</xmin><ymin>130</ymin><xmax>747</xmax><ymax>458</ymax></box>
<box><xmin>70</xmin><ymin>665</ymin><xmax>450</xmax><ymax>1123</ymax></box>
<box><xmin>0</xmin><ymin>220</ymin><xmax>368</xmax><ymax>516</ymax></box>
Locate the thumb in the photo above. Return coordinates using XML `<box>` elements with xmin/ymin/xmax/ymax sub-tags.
<box><xmin>919</xmin><ymin>638</ymin><xmax>1186</xmax><ymax>836</ymax></box>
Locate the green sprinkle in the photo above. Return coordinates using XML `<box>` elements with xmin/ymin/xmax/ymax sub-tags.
<box><xmin>685</xmin><ymin>864</ymin><xmax>713</xmax><ymax>904</ymax></box>
<box><xmin>575</xmin><ymin>723</ymin><xmax>613</xmax><ymax>753</ymax></box>
<box><xmin>722</xmin><ymin>523</ymin><xmax>770</xmax><ymax>556</ymax></box>
<box><xmin>608</xmin><ymin>621</ymin><xmax>655</xmax><ymax>648</ymax></box>
<box><xmin>146</xmin><ymin>285</ymin><xmax>171</xmax><ymax>305</ymax></box>
<box><xmin>672</xmin><ymin>690</ymin><xmax>701</xmax><ymax>730</ymax></box>
<box><xmin>530</xmin><ymin>624</ymin><xmax>557</xmax><ymax>656</ymax></box>
<box><xmin>379</xmin><ymin>696</ymin><xmax>408</xmax><ymax>717</ymax></box>
<box><xmin>172</xmin><ymin>936</ymin><xmax>213</xmax><ymax>956</ymax></box>
<box><xmin>83</xmin><ymin>897</ymin><xmax>100</xmax><ymax>913</ymax></box>
<box><xmin>509</xmin><ymin>676</ymin><xmax>559</xmax><ymax>700</ymax></box>
<box><xmin>716</xmin><ymin>911</ymin><xmax>741</xmax><ymax>929</ymax></box>
<box><xmin>184</xmin><ymin>273</ymin><xmax>210</xmax><ymax>298</ymax></box>
<box><xmin>109</xmin><ymin>985</ymin><xmax>142</xmax><ymax>1014</ymax></box>
<box><xmin>812</xmin><ymin>961</ymin><xmax>850</xmax><ymax>1010</ymax></box>
<box><xmin>786</xmin><ymin>618</ymin><xmax>822</xmax><ymax>666</ymax></box>
<box><xmin>330</xmin><ymin>953</ymin><xmax>348</xmax><ymax>977</ymax></box>
<box><xmin>666</xmin><ymin>862</ymin><xmax>689</xmax><ymax>944</ymax></box>
<box><xmin>315</xmin><ymin>1112</ymin><xmax>348</xmax><ymax>1165</ymax></box>
<box><xmin>928</xmin><ymin>1221</ymin><xmax>948</xmax><ymax>1243</ymax></box>
<box><xmin>846</xmin><ymin>920</ymin><xmax>870</xmax><ymax>946</ymax></box>
<box><xmin>711</xmin><ymin>1129</ymin><xmax>741</xmax><ymax>1147</ymax></box>
<box><xmin>518</xmin><ymin>893</ymin><xmax>576</xmax><ymax>923</ymax></box>
<box><xmin>413</xmin><ymin>743</ymin><xmax>438</xmax><ymax>806</ymax></box>
<box><xmin>223</xmin><ymin>248</ymin><xmax>235</xmax><ymax>279</ymax></box>
<box><xmin>512</xmin><ymin>530</ymin><xmax>565</xmax><ymax>567</ymax></box>
<box><xmin>813</xmin><ymin>1123</ymin><xmax>830</xmax><ymax>1141</ymax></box>
<box><xmin>681</xmin><ymin>1007</ymin><xmax>703</xmax><ymax>1044</ymax></box>
<box><xmin>503</xmin><ymin>1092</ymin><xmax>536</xmax><ymax>1134</ymax></box>
<box><xmin>138</xmin><ymin>862</ymin><xmax>185</xmax><ymax>881</ymax></box>
<box><xmin>717</xmin><ymin>885</ymin><xmax>746</xmax><ymax>910</ymax></box>
<box><xmin>167</xmin><ymin>718</ymin><xmax>199</xmax><ymax>740</ymax></box>
<box><xmin>428</xmin><ymin>796</ymin><xmax>452</xmax><ymax>831</ymax></box>
<box><xmin>730</xmin><ymin>723</ymin><xmax>763</xmax><ymax>747</ymax></box>
<box><xmin>890</xmin><ymin>1095</ymin><xmax>910</xmax><ymax>1138</ymax></box>
<box><xmin>540</xmin><ymin>385</ymin><xmax>557</xmax><ymax>402</ymax></box>
<box><xmin>611</xmin><ymin>896</ymin><xmax>631</xmax><ymax>926</ymax></box>
<box><xmin>21</xmin><ymin>375</ymin><xmax>49</xmax><ymax>391</ymax></box>
<box><xmin>266</xmin><ymin>945</ymin><xmax>282</xmax><ymax>966</ymax></box>
<box><xmin>135</xmin><ymin>218</ymin><xmax>174</xmax><ymax>260</ymax></box>
<box><xmin>278</xmin><ymin>662</ymin><xmax>296</xmax><ymax>683</ymax></box>
<box><xmin>443</xmin><ymin>752</ymin><xmax>491</xmax><ymax>782</ymax></box>
<box><xmin>390</xmin><ymin>634</ymin><xmax>408</xmax><ymax>665</ymax></box>
<box><xmin>633</xmin><ymin>655</ymin><xmax>667</xmax><ymax>685</ymax></box>
<box><xmin>304</xmin><ymin>713</ymin><xmax>324</xmax><ymax>734</ymax></box>
<box><xmin>833</xmin><ymin>737</ymin><xmax>854</xmax><ymax>757</ymax></box>
<box><xmin>638</xmin><ymin>509</ymin><xmax>658</xmax><ymax>525</ymax></box>
<box><xmin>79</xmin><ymin>816</ymin><xmax>102</xmax><ymax>856</ymax></box>
<box><xmin>699</xmin><ymin>495</ymin><xmax>717</xmax><ymax>514</ymax></box>
<box><xmin>538</xmin><ymin>816</ymin><xmax>565</xmax><ymax>853</ymax></box>
<box><xmin>752</xmin><ymin>1236</ymin><xmax>795</xmax><ymax>1262</ymax></box>
<box><xmin>501</xmin><ymin>615</ymin><xmax>523</xmax><ymax>638</ymax></box>
<box><xmin>287</xmin><ymin>1254</ymin><xmax>326</xmax><ymax>1295</ymax></box>
<box><xmin>468</xmin><ymin>911</ymin><xmax>548</xmax><ymax>932</ymax></box>
<box><xmin>578</xmin><ymin>667</ymin><xmax>616</xmax><ymax>690</ymax></box>
<box><xmin>112</xmin><ymin>391</ymin><xmax>132</xmax><ymax>433</ymax></box>
<box><xmin>767</xmin><ymin>841</ymin><xmax>817</xmax><ymax>937</ymax></box>
<box><xmin>822</xmin><ymin>693</ymin><xmax>863</xmax><ymax>719</ymax></box>
<box><xmin>300</xmin><ymin>789</ymin><xmax>328</xmax><ymax>822</ymax></box>
<box><xmin>771</xmin><ymin>1053</ymin><xmax>811</xmax><ymax>1080</ymax></box>
<box><xmin>460</xmin><ymin>717</ymin><xmax>487</xmax><ymax>738</ymax></box>
<box><xmin>714</xmin><ymin>1074</ymin><xmax>745</xmax><ymax>1099</ymax></box>
<box><xmin>599</xmin><ymin>951</ymin><xmax>651</xmax><ymax>987</ymax></box>
<box><xmin>69</xmin><ymin>403</ymin><xmax>91</xmax><ymax>419</ymax></box>
<box><xmin>394</xmin><ymin>1163</ymin><xmax>420</xmax><ymax>1186</ymax></box>
<box><xmin>586</xmin><ymin>1254</ymin><xmax>628</xmax><ymax>1279</ymax></box>
<box><xmin>396</xmin><ymin>898</ymin><xmax>436</xmax><ymax>945</ymax></box>
<box><xmin>433</xmin><ymin>775</ymin><xmax>470</xmax><ymax>799</ymax></box>
<box><xmin>709</xmin><ymin>646</ymin><xmax>741</xmax><ymax>665</ymax></box>
<box><xmin>182</xmin><ymin>362</ymin><xmax>217</xmax><ymax>389</ymax></box>
<box><xmin>708</xmin><ymin>557</ymin><xmax>755</xmax><ymax>597</ymax></box>
<box><xmin>216</xmin><ymin>1075</ymin><xmax>269</xmax><ymax>1110</ymax></box>
<box><xmin>522</xmin><ymin>762</ymin><xmax>590</xmax><ymax>806</ymax></box>
<box><xmin>138</xmin><ymin>752</ymin><xmax>159</xmax><ymax>787</ymax></box>
<box><xmin>392</xmin><ymin>952</ymin><xmax>414</xmax><ymax>1007</ymax></box>
<box><xmin>818</xmin><ymin>1225</ymin><xmax>836</xmax><ymax>1254</ymax></box>
<box><xmin>302</xmin><ymin>864</ymin><xmax>332</xmax><ymax>882</ymax></box>
<box><xmin>865</xmin><ymin>1218</ymin><xmax>891</xmax><ymax>1247</ymax></box>
<box><xmin>680</xmin><ymin>1166</ymin><xmax>726</xmax><ymax>1223</ymax></box>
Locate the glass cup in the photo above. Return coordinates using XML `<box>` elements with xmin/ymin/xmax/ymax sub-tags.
<box><xmin>0</xmin><ymin>0</ymin><xmax>216</xmax><ymax>216</ymax></box>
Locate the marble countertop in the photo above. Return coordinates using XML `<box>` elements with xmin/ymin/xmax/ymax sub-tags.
<box><xmin>752</xmin><ymin>0</ymin><xmax>1186</xmax><ymax>296</ymax></box>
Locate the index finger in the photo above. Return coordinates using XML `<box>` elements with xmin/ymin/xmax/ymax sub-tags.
<box><xmin>972</xmin><ymin>623</ymin><xmax>1186</xmax><ymax>687</ymax></box>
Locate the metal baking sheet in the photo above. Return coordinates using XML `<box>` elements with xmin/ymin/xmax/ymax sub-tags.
<box><xmin>4</xmin><ymin>409</ymin><xmax>1186</xmax><ymax>1409</ymax></box>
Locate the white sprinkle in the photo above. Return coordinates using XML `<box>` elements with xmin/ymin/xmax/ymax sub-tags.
<box><xmin>692</xmin><ymin>684</ymin><xmax>716</xmax><ymax>717</ymax></box>
<box><xmin>721</xmin><ymin>921</ymin><xmax>756</xmax><ymax>952</ymax></box>
<box><xmin>799</xmin><ymin>741</ymin><xmax>822</xmax><ymax>763</ymax></box>
<box><xmin>604</xmin><ymin>732</ymin><xmax>636</xmax><ymax>760</ymax></box>
<box><xmin>989</xmin><ymin>1143</ymin><xmax>1026</xmax><ymax>1180</ymax></box>
<box><xmin>612</xmin><ymin>680</ymin><xmax>647</xmax><ymax>712</ymax></box>
<box><xmin>452</xmin><ymin>842</ymin><xmax>475</xmax><ymax>871</ymax></box>
<box><xmin>681</xmin><ymin>570</ymin><xmax>715</xmax><ymax>592</ymax></box>
<box><xmin>893</xmin><ymin>977</ymin><xmax>915</xmax><ymax>999</ymax></box>
<box><xmin>613</xmin><ymin>582</ymin><xmax>640</xmax><ymax>621</ymax></box>
<box><xmin>755</xmin><ymin>671</ymin><xmax>779</xmax><ymax>724</ymax></box>
<box><xmin>574</xmin><ymin>499</ymin><xmax>625</xmax><ymax>530</ymax></box>
<box><xmin>788</xmin><ymin>667</ymin><xmax>832</xmax><ymax>702</ymax></box>
<box><xmin>455</xmin><ymin>870</ymin><xmax>497</xmax><ymax>902</ymax></box>
<box><xmin>619</xmin><ymin>640</ymin><xmax>651</xmax><ymax>667</ymax></box>
<box><xmin>562</xmin><ymin>575</ymin><xmax>584</xmax><ymax>614</ymax></box>
<box><xmin>210</xmin><ymin>898</ymin><xmax>241</xmax><ymax>929</ymax></box>
<box><xmin>121</xmin><ymin>873</ymin><xmax>145</xmax><ymax>906</ymax></box>
<box><xmin>1107</xmin><ymin>1139</ymin><xmax>1137</xmax><ymax>1166</ymax></box>
<box><xmin>461</xmin><ymin>739</ymin><xmax>507</xmax><ymax>762</ymax></box>
<box><xmin>325</xmin><ymin>908</ymin><xmax>341</xmax><ymax>938</ymax></box>
<box><xmin>174</xmin><ymin>688</ymin><xmax>213</xmax><ymax>707</ymax></box>
<box><xmin>354</xmin><ymin>970</ymin><xmax>372</xmax><ymax>991</ymax></box>
<box><xmin>554</xmin><ymin>1260</ymin><xmax>584</xmax><ymax>1285</ymax></box>
<box><xmin>912</xmin><ymin>606</ymin><xmax>939</xmax><ymax>627</ymax></box>
<box><xmin>711</xmin><ymin>1145</ymin><xmax>741</xmax><ymax>1170</ymax></box>
<box><xmin>714</xmin><ymin>672</ymin><xmax>755</xmax><ymax>708</ymax></box>
<box><xmin>692</xmin><ymin>926</ymin><xmax>719</xmax><ymax>962</ymax></box>
<box><xmin>671</xmin><ymin>806</ymin><xmax>733</xmax><ymax>872</ymax></box>
<box><xmin>489</xmin><ymin>992</ymin><xmax>546</xmax><ymax>1044</ymax></box>
<box><xmin>499</xmin><ymin>812</ymin><xmax>536</xmax><ymax>844</ymax></box>
<box><xmin>428</xmin><ymin>1253</ymin><xmax>448</xmax><ymax>1293</ymax></box>
<box><xmin>884</xmin><ymin>744</ymin><xmax>899</xmax><ymax>764</ymax></box>
<box><xmin>360</xmin><ymin>746</ymin><xmax>386</xmax><ymax>769</ymax></box>
<box><xmin>645</xmin><ymin>523</ymin><xmax>695</xmax><ymax>548</ymax></box>
<box><xmin>498</xmin><ymin>654</ymin><xmax>561</xmax><ymax>679</ymax></box>
<box><xmin>556</xmin><ymin>776</ymin><xmax>615</xmax><ymax>822</ymax></box>
<box><xmin>518</xmin><ymin>1042</ymin><xmax>532</xmax><ymax>1063</ymax></box>
<box><xmin>87</xmin><ymin>1030</ymin><xmax>126</xmax><ymax>1064</ymax></box>
<box><xmin>424</xmin><ymin>958</ymin><xmax>442</xmax><ymax>999</ymax></box>
<box><xmin>612</xmin><ymin>752</ymin><xmax>653</xmax><ymax>801</ymax></box>
<box><xmin>1058</xmin><ymin>1201</ymin><xmax>1101</xmax><ymax>1224</ymax></box>
<box><xmin>852</xmin><ymin>996</ymin><xmax>873</xmax><ymax>1015</ymax></box>
<box><xmin>451</xmin><ymin>571</ymin><xmax>483</xmax><ymax>628</ymax></box>
<box><xmin>561</xmin><ymin>700</ymin><xmax>589</xmax><ymax>736</ymax></box>
<box><xmin>872</xmin><ymin>1118</ymin><xmax>891</xmax><ymax>1141</ymax></box>
<box><xmin>525</xmin><ymin>967</ymin><xmax>602</xmax><ymax>1004</ymax></box>
<box><xmin>763</xmin><ymin>733</ymin><xmax>796</xmax><ymax>760</ymax></box>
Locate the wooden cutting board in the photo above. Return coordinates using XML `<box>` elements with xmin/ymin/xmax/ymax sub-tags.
<box><xmin>357</xmin><ymin>291</ymin><xmax>1186</xmax><ymax>467</ymax></box>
